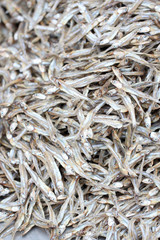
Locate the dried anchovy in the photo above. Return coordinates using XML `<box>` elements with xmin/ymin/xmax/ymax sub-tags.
<box><xmin>0</xmin><ymin>0</ymin><xmax>160</xmax><ymax>239</ymax></box>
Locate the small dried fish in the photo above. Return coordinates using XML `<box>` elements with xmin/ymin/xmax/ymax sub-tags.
<box><xmin>18</xmin><ymin>150</ymin><xmax>28</xmax><ymax>203</ymax></box>
<box><xmin>24</xmin><ymin>161</ymin><xmax>57</xmax><ymax>202</ymax></box>
<box><xmin>0</xmin><ymin>0</ymin><xmax>159</xmax><ymax>239</ymax></box>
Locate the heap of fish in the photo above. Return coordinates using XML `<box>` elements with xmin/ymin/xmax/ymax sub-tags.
<box><xmin>0</xmin><ymin>0</ymin><xmax>160</xmax><ymax>239</ymax></box>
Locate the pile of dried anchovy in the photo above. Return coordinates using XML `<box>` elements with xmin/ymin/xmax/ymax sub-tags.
<box><xmin>0</xmin><ymin>0</ymin><xmax>160</xmax><ymax>239</ymax></box>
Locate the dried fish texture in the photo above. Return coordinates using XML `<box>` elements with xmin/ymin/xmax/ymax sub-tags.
<box><xmin>0</xmin><ymin>0</ymin><xmax>160</xmax><ymax>239</ymax></box>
